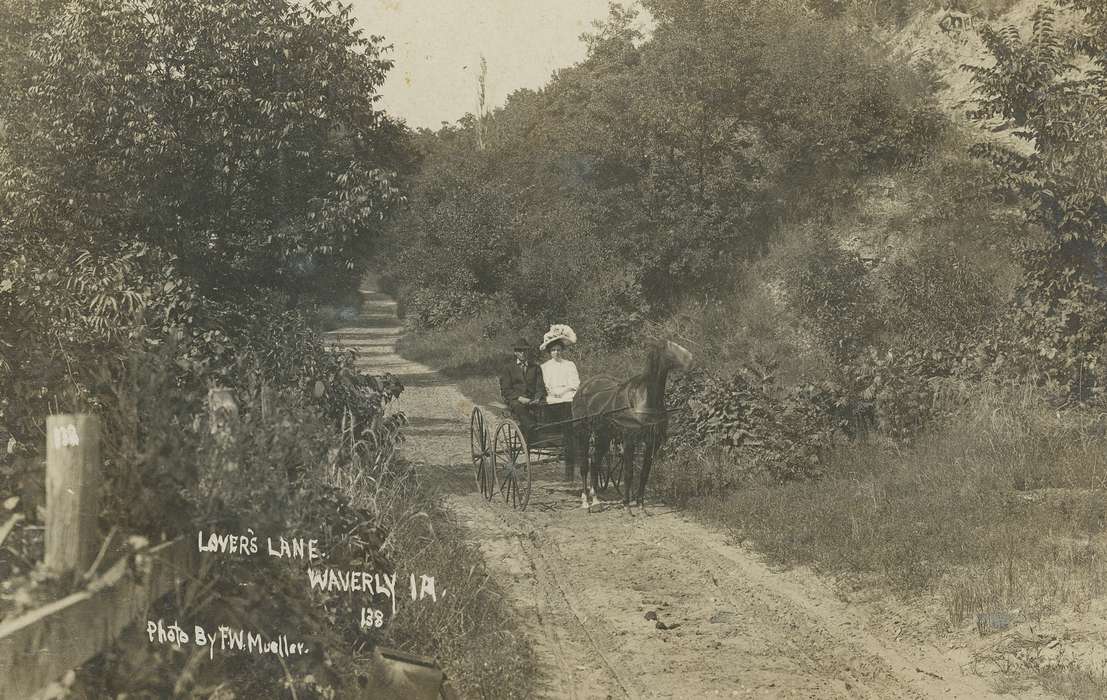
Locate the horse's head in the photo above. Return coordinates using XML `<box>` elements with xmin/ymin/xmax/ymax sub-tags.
<box><xmin>659</xmin><ymin>339</ymin><xmax>693</xmax><ymax>371</ymax></box>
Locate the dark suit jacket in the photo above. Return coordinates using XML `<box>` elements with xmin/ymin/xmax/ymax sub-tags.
<box><xmin>499</xmin><ymin>359</ymin><xmax>545</xmax><ymax>404</ymax></box>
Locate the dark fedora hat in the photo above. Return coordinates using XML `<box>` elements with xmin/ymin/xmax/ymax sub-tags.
<box><xmin>511</xmin><ymin>337</ymin><xmax>531</xmax><ymax>351</ymax></box>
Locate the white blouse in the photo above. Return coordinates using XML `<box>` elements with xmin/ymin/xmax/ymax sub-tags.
<box><xmin>541</xmin><ymin>358</ymin><xmax>580</xmax><ymax>404</ymax></box>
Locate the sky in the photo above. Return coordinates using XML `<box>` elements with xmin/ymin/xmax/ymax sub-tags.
<box><xmin>348</xmin><ymin>0</ymin><xmax>617</xmax><ymax>129</ymax></box>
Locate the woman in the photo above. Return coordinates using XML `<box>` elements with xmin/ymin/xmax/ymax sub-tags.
<box><xmin>539</xmin><ymin>325</ymin><xmax>580</xmax><ymax>480</ymax></box>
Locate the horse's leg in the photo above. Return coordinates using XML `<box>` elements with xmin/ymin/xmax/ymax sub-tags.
<box><xmin>590</xmin><ymin>451</ymin><xmax>601</xmax><ymax>504</ymax></box>
<box><xmin>574</xmin><ymin>424</ymin><xmax>589</xmax><ymax>508</ymax></box>
<box><xmin>622</xmin><ymin>438</ymin><xmax>637</xmax><ymax>507</ymax></box>
<box><xmin>578</xmin><ymin>426</ymin><xmax>594</xmax><ymax>508</ymax></box>
<box><xmin>577</xmin><ymin>426</ymin><xmax>589</xmax><ymax>492</ymax></box>
<box><xmin>637</xmin><ymin>428</ymin><xmax>657</xmax><ymax>507</ymax></box>
<box><xmin>586</xmin><ymin>425</ymin><xmax>602</xmax><ymax>505</ymax></box>
<box><xmin>592</xmin><ymin>425</ymin><xmax>609</xmax><ymax>491</ymax></box>
<box><xmin>637</xmin><ymin>444</ymin><xmax>653</xmax><ymax>508</ymax></box>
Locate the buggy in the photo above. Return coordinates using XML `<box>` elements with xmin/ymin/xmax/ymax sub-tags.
<box><xmin>469</xmin><ymin>401</ymin><xmax>625</xmax><ymax>511</ymax></box>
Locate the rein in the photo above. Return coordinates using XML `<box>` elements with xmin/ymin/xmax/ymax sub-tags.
<box><xmin>533</xmin><ymin>403</ymin><xmax>684</xmax><ymax>429</ymax></box>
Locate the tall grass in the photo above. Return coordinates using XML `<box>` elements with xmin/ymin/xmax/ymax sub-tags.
<box><xmin>324</xmin><ymin>402</ymin><xmax>538</xmax><ymax>697</ymax></box>
<box><xmin>655</xmin><ymin>378</ymin><xmax>1107</xmax><ymax>626</ymax></box>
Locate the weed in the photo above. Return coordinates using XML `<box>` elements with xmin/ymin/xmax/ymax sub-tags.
<box><xmin>665</xmin><ymin>379</ymin><xmax>1107</xmax><ymax>624</ymax></box>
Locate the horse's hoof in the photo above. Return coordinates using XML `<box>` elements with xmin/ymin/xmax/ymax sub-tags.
<box><xmin>580</xmin><ymin>494</ymin><xmax>590</xmax><ymax>509</ymax></box>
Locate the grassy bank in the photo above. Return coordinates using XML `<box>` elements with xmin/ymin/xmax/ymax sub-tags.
<box><xmin>384</xmin><ymin>487</ymin><xmax>538</xmax><ymax>696</ymax></box>
<box><xmin>395</xmin><ymin>317</ymin><xmax>506</xmax><ymax>406</ymax></box>
<box><xmin>326</xmin><ymin>418</ymin><xmax>538</xmax><ymax>698</ymax></box>
<box><xmin>656</xmin><ymin>380</ymin><xmax>1107</xmax><ymax>622</ymax></box>
<box><xmin>653</xmin><ymin>379</ymin><xmax>1107</xmax><ymax>697</ymax></box>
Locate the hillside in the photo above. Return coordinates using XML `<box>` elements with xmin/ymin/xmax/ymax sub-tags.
<box><xmin>892</xmin><ymin>0</ymin><xmax>1087</xmax><ymax>126</ymax></box>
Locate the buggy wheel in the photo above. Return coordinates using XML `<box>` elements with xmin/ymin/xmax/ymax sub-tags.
<box><xmin>470</xmin><ymin>407</ymin><xmax>493</xmax><ymax>500</ymax></box>
<box><xmin>494</xmin><ymin>421</ymin><xmax>531</xmax><ymax>511</ymax></box>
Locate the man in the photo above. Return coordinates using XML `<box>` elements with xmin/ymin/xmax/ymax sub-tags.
<box><xmin>499</xmin><ymin>337</ymin><xmax>544</xmax><ymax>434</ymax></box>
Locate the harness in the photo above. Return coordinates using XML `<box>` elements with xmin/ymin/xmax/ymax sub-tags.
<box><xmin>570</xmin><ymin>376</ymin><xmax>675</xmax><ymax>431</ymax></box>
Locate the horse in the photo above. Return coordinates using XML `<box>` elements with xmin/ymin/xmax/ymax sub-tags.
<box><xmin>572</xmin><ymin>339</ymin><xmax>693</xmax><ymax>512</ymax></box>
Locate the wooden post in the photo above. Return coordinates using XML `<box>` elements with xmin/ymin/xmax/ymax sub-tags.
<box><xmin>45</xmin><ymin>414</ymin><xmax>100</xmax><ymax>575</ymax></box>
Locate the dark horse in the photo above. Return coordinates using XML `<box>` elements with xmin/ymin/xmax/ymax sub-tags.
<box><xmin>572</xmin><ymin>339</ymin><xmax>693</xmax><ymax>511</ymax></box>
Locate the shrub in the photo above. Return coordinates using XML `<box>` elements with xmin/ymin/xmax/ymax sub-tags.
<box><xmin>844</xmin><ymin>344</ymin><xmax>957</xmax><ymax>442</ymax></box>
<box><xmin>879</xmin><ymin>244</ymin><xmax>1003</xmax><ymax>350</ymax></box>
<box><xmin>667</xmin><ymin>362</ymin><xmax>846</xmax><ymax>483</ymax></box>
<box><xmin>0</xmin><ymin>0</ymin><xmax>402</xmax><ymax>298</ymax></box>
<box><xmin>571</xmin><ymin>271</ymin><xmax>651</xmax><ymax>349</ymax></box>
<box><xmin>67</xmin><ymin>329</ymin><xmax>407</xmax><ymax>696</ymax></box>
<box><xmin>974</xmin><ymin>244</ymin><xmax>1107</xmax><ymax>401</ymax></box>
<box><xmin>963</xmin><ymin>5</ymin><xmax>1107</xmax><ymax>399</ymax></box>
<box><xmin>402</xmin><ymin>286</ymin><xmax>487</xmax><ymax>330</ymax></box>
<box><xmin>782</xmin><ymin>230</ymin><xmax>882</xmax><ymax>362</ymax></box>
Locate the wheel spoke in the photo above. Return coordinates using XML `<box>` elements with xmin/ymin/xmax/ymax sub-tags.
<box><xmin>493</xmin><ymin>421</ymin><xmax>530</xmax><ymax>510</ymax></box>
<box><xmin>471</xmin><ymin>407</ymin><xmax>490</xmax><ymax>498</ymax></box>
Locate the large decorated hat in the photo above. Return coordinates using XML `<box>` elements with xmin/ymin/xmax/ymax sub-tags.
<box><xmin>539</xmin><ymin>324</ymin><xmax>577</xmax><ymax>351</ymax></box>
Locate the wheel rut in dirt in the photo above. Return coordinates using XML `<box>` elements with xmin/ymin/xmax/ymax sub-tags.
<box><xmin>326</xmin><ymin>280</ymin><xmax>1029</xmax><ymax>699</ymax></box>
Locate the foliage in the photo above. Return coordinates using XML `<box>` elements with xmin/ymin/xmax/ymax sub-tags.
<box><xmin>975</xmin><ymin>246</ymin><xmax>1107</xmax><ymax>397</ymax></box>
<box><xmin>665</xmin><ymin>340</ymin><xmax>966</xmax><ymax>483</ymax></box>
<box><xmin>846</xmin><ymin>345</ymin><xmax>957</xmax><ymax>442</ymax></box>
<box><xmin>878</xmin><ymin>244</ymin><xmax>1002</xmax><ymax>350</ymax></box>
<box><xmin>383</xmin><ymin>0</ymin><xmax>942</xmax><ymax>339</ymax></box>
<box><xmin>1</xmin><ymin>0</ymin><xmax>403</xmax><ymax>297</ymax></box>
<box><xmin>667</xmin><ymin>363</ymin><xmax>847</xmax><ymax>482</ymax></box>
<box><xmin>0</xmin><ymin>327</ymin><xmax>407</xmax><ymax>697</ymax></box>
<box><xmin>569</xmin><ymin>270</ymin><xmax>651</xmax><ymax>349</ymax></box>
<box><xmin>207</xmin><ymin>295</ymin><xmax>404</xmax><ymax>426</ymax></box>
<box><xmin>963</xmin><ymin>9</ymin><xmax>1074</xmax><ymax>129</ymax></box>
<box><xmin>186</xmin><ymin>374</ymin><xmax>397</xmax><ymax>648</ymax></box>
<box><xmin>0</xmin><ymin>4</ymin><xmax>417</xmax><ymax>695</ymax></box>
<box><xmin>0</xmin><ymin>242</ymin><xmax>202</xmax><ymax>445</ymax></box>
<box><xmin>964</xmin><ymin>4</ymin><xmax>1107</xmax><ymax>398</ymax></box>
<box><xmin>0</xmin><ymin>0</ymin><xmax>409</xmax><ymax>446</ymax></box>
<box><xmin>804</xmin><ymin>0</ymin><xmax>1020</xmax><ymax>26</ymax></box>
<box><xmin>783</xmin><ymin>231</ymin><xmax>882</xmax><ymax>362</ymax></box>
<box><xmin>804</xmin><ymin>0</ymin><xmax>917</xmax><ymax>26</ymax></box>
<box><xmin>402</xmin><ymin>286</ymin><xmax>489</xmax><ymax>329</ymax></box>
<box><xmin>1058</xmin><ymin>0</ymin><xmax>1107</xmax><ymax>54</ymax></box>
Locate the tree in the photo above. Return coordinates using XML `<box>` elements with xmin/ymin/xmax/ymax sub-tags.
<box><xmin>1</xmin><ymin>0</ymin><xmax>404</xmax><ymax>299</ymax></box>
<box><xmin>0</xmin><ymin>0</ymin><xmax>408</xmax><ymax>440</ymax></box>
<box><xmin>964</xmin><ymin>5</ymin><xmax>1107</xmax><ymax>392</ymax></box>
<box><xmin>382</xmin><ymin>0</ymin><xmax>941</xmax><ymax>337</ymax></box>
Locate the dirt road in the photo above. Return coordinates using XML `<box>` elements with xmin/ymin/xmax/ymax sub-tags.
<box><xmin>325</xmin><ymin>283</ymin><xmax>1029</xmax><ymax>699</ymax></box>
